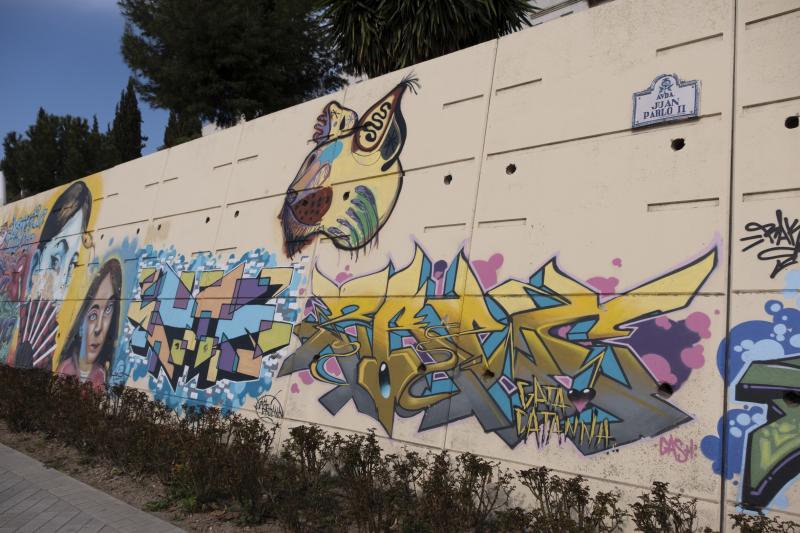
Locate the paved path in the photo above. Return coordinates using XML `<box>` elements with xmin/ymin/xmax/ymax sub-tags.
<box><xmin>0</xmin><ymin>443</ymin><xmax>183</xmax><ymax>532</ymax></box>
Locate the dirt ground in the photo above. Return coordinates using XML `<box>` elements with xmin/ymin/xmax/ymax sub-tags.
<box><xmin>0</xmin><ymin>421</ymin><xmax>283</xmax><ymax>532</ymax></box>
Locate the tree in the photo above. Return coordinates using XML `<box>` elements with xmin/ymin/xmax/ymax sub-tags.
<box><xmin>1</xmin><ymin>111</ymin><xmax>120</xmax><ymax>201</ymax></box>
<box><xmin>119</xmin><ymin>0</ymin><xmax>344</xmax><ymax>128</ymax></box>
<box><xmin>111</xmin><ymin>77</ymin><xmax>146</xmax><ymax>163</ymax></box>
<box><xmin>2</xmin><ymin>109</ymin><xmax>65</xmax><ymax>201</ymax></box>
<box><xmin>320</xmin><ymin>0</ymin><xmax>536</xmax><ymax>78</ymax></box>
<box><xmin>162</xmin><ymin>110</ymin><xmax>202</xmax><ymax>149</ymax></box>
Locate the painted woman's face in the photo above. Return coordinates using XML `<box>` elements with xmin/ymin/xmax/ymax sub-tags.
<box><xmin>83</xmin><ymin>275</ymin><xmax>115</xmax><ymax>365</ymax></box>
<box><xmin>29</xmin><ymin>211</ymin><xmax>84</xmax><ymax>302</ymax></box>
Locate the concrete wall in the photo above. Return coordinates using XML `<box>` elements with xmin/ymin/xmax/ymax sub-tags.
<box><xmin>0</xmin><ymin>0</ymin><xmax>798</xmax><ymax>528</ymax></box>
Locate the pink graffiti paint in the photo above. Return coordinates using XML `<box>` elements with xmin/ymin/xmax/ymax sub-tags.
<box><xmin>685</xmin><ymin>312</ymin><xmax>711</xmax><ymax>338</ymax></box>
<box><xmin>586</xmin><ymin>276</ymin><xmax>619</xmax><ymax>294</ymax></box>
<box><xmin>335</xmin><ymin>265</ymin><xmax>353</xmax><ymax>284</ymax></box>
<box><xmin>298</xmin><ymin>370</ymin><xmax>314</xmax><ymax>385</ymax></box>
<box><xmin>472</xmin><ymin>253</ymin><xmax>504</xmax><ymax>289</ymax></box>
<box><xmin>323</xmin><ymin>357</ymin><xmax>343</xmax><ymax>377</ymax></box>
<box><xmin>654</xmin><ymin>316</ymin><xmax>672</xmax><ymax>330</ymax></box>
<box><xmin>291</xmin><ymin>383</ymin><xmax>300</xmax><ymax>394</ymax></box>
<box><xmin>612</xmin><ymin>258</ymin><xmax>622</xmax><ymax>267</ymax></box>
<box><xmin>553</xmin><ymin>375</ymin><xmax>573</xmax><ymax>389</ymax></box>
<box><xmin>641</xmin><ymin>353</ymin><xmax>677</xmax><ymax>385</ymax></box>
<box><xmin>658</xmin><ymin>435</ymin><xmax>698</xmax><ymax>463</ymax></box>
<box><xmin>680</xmin><ymin>345</ymin><xmax>705</xmax><ymax>369</ymax></box>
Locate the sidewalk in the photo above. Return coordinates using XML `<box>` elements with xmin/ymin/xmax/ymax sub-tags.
<box><xmin>0</xmin><ymin>443</ymin><xmax>183</xmax><ymax>533</ymax></box>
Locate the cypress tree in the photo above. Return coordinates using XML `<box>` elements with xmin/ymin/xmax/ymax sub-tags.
<box><xmin>111</xmin><ymin>77</ymin><xmax>147</xmax><ymax>163</ymax></box>
<box><xmin>162</xmin><ymin>110</ymin><xmax>202</xmax><ymax>149</ymax></box>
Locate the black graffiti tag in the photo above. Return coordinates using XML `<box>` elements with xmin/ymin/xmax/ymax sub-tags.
<box><xmin>741</xmin><ymin>209</ymin><xmax>800</xmax><ymax>278</ymax></box>
<box><xmin>255</xmin><ymin>394</ymin><xmax>284</xmax><ymax>423</ymax></box>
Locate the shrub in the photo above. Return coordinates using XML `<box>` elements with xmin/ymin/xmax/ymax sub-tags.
<box><xmin>730</xmin><ymin>513</ymin><xmax>800</xmax><ymax>533</ymax></box>
<box><xmin>496</xmin><ymin>465</ymin><xmax>626</xmax><ymax>533</ymax></box>
<box><xmin>0</xmin><ymin>365</ymin><xmax>794</xmax><ymax>533</ymax></box>
<box><xmin>631</xmin><ymin>481</ymin><xmax>712</xmax><ymax>533</ymax></box>
<box><xmin>275</xmin><ymin>424</ymin><xmax>343</xmax><ymax>532</ymax></box>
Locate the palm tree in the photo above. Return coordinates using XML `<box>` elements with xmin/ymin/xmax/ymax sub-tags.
<box><xmin>320</xmin><ymin>0</ymin><xmax>536</xmax><ymax>78</ymax></box>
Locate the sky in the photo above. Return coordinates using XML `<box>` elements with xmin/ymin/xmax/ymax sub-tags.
<box><xmin>0</xmin><ymin>0</ymin><xmax>169</xmax><ymax>160</ymax></box>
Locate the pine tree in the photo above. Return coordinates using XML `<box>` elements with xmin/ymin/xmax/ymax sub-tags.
<box><xmin>111</xmin><ymin>77</ymin><xmax>146</xmax><ymax>163</ymax></box>
<box><xmin>162</xmin><ymin>110</ymin><xmax>202</xmax><ymax>149</ymax></box>
<box><xmin>1</xmin><ymin>109</ymin><xmax>121</xmax><ymax>201</ymax></box>
<box><xmin>120</xmin><ymin>0</ymin><xmax>343</xmax><ymax>127</ymax></box>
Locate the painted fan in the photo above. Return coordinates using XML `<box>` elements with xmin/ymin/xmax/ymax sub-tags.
<box><xmin>16</xmin><ymin>299</ymin><xmax>58</xmax><ymax>369</ymax></box>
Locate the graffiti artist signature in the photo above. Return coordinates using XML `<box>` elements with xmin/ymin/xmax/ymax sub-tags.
<box><xmin>658</xmin><ymin>435</ymin><xmax>697</xmax><ymax>464</ymax></box>
<box><xmin>255</xmin><ymin>394</ymin><xmax>284</xmax><ymax>423</ymax></box>
<box><xmin>741</xmin><ymin>209</ymin><xmax>800</xmax><ymax>278</ymax></box>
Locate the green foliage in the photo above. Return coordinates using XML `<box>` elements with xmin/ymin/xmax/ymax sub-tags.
<box><xmin>498</xmin><ymin>466</ymin><xmax>627</xmax><ymax>533</ymax></box>
<box><xmin>111</xmin><ymin>77</ymin><xmax>146</xmax><ymax>163</ymax></box>
<box><xmin>730</xmin><ymin>513</ymin><xmax>800</xmax><ymax>533</ymax></box>
<box><xmin>0</xmin><ymin>78</ymin><xmax>140</xmax><ymax>201</ymax></box>
<box><xmin>275</xmin><ymin>425</ymin><xmax>342</xmax><ymax>532</ymax></box>
<box><xmin>1</xmin><ymin>110</ymin><xmax>101</xmax><ymax>201</ymax></box>
<box><xmin>320</xmin><ymin>0</ymin><xmax>536</xmax><ymax>78</ymax></box>
<box><xmin>162</xmin><ymin>110</ymin><xmax>202</xmax><ymax>149</ymax></box>
<box><xmin>119</xmin><ymin>0</ymin><xmax>344</xmax><ymax>128</ymax></box>
<box><xmin>5</xmin><ymin>366</ymin><xmax>796</xmax><ymax>533</ymax></box>
<box><xmin>631</xmin><ymin>481</ymin><xmax>712</xmax><ymax>533</ymax></box>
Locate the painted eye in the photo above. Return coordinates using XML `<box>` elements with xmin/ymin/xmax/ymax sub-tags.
<box><xmin>379</xmin><ymin>362</ymin><xmax>390</xmax><ymax>398</ymax></box>
<box><xmin>104</xmin><ymin>304</ymin><xmax>113</xmax><ymax>316</ymax></box>
<box><xmin>49</xmin><ymin>255</ymin><xmax>61</xmax><ymax>271</ymax></box>
<box><xmin>88</xmin><ymin>311</ymin><xmax>98</xmax><ymax>322</ymax></box>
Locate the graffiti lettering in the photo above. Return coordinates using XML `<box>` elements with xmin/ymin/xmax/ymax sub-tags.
<box><xmin>128</xmin><ymin>260</ymin><xmax>295</xmax><ymax>390</ymax></box>
<box><xmin>658</xmin><ymin>435</ymin><xmax>697</xmax><ymax>463</ymax></box>
<box><xmin>255</xmin><ymin>394</ymin><xmax>284</xmax><ymax>423</ymax></box>
<box><xmin>0</xmin><ymin>205</ymin><xmax>47</xmax><ymax>248</ymax></box>
<box><xmin>742</xmin><ymin>210</ymin><xmax>800</xmax><ymax>278</ymax></box>
<box><xmin>702</xmin><ymin>299</ymin><xmax>800</xmax><ymax>511</ymax></box>
<box><xmin>279</xmin><ymin>244</ymin><xmax>717</xmax><ymax>454</ymax></box>
<box><xmin>515</xmin><ymin>377</ymin><xmax>614</xmax><ymax>449</ymax></box>
<box><xmin>736</xmin><ymin>355</ymin><xmax>800</xmax><ymax>510</ymax></box>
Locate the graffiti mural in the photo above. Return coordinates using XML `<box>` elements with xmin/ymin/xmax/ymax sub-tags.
<box><xmin>1</xmin><ymin>181</ymin><xmax>98</xmax><ymax>370</ymax></box>
<box><xmin>126</xmin><ymin>248</ymin><xmax>306</xmax><ymax>409</ymax></box>
<box><xmin>56</xmin><ymin>259</ymin><xmax>122</xmax><ymax>389</ymax></box>
<box><xmin>702</xmin><ymin>296</ymin><xmax>800</xmax><ymax>511</ymax></box>
<box><xmin>0</xmin><ymin>207</ymin><xmax>44</xmax><ymax>363</ymax></box>
<box><xmin>279</xmin><ymin>245</ymin><xmax>717</xmax><ymax>453</ymax></box>
<box><xmin>280</xmin><ymin>76</ymin><xmax>419</xmax><ymax>257</ymax></box>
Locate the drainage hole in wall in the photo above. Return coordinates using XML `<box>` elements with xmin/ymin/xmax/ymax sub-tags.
<box><xmin>785</xmin><ymin>390</ymin><xmax>800</xmax><ymax>406</ymax></box>
<box><xmin>234</xmin><ymin>210</ymin><xmax>239</xmax><ymax>218</ymax></box>
<box><xmin>671</xmin><ymin>138</ymin><xmax>685</xmax><ymax>151</ymax></box>
<box><xmin>205</xmin><ymin>217</ymin><xmax>210</xmax><ymax>224</ymax></box>
<box><xmin>136</xmin><ymin>228</ymin><xmax>140</xmax><ymax>235</ymax></box>
<box><xmin>506</xmin><ymin>163</ymin><xmax>517</xmax><ymax>175</ymax></box>
<box><xmin>483</xmin><ymin>369</ymin><xmax>495</xmax><ymax>379</ymax></box>
<box><xmin>786</xmin><ymin>116</ymin><xmax>799</xmax><ymax>129</ymax></box>
<box><xmin>157</xmin><ymin>224</ymin><xmax>162</xmax><ymax>231</ymax></box>
<box><xmin>100</xmin><ymin>234</ymin><xmax>104</xmax><ymax>240</ymax></box>
<box><xmin>657</xmin><ymin>382</ymin><xmax>674</xmax><ymax>398</ymax></box>
<box><xmin>417</xmin><ymin>363</ymin><xmax>427</xmax><ymax>372</ymax></box>
<box><xmin>443</xmin><ymin>174</ymin><xmax>453</xmax><ymax>185</ymax></box>
<box><xmin>343</xmin><ymin>191</ymin><xmax>350</xmax><ymax>201</ymax></box>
